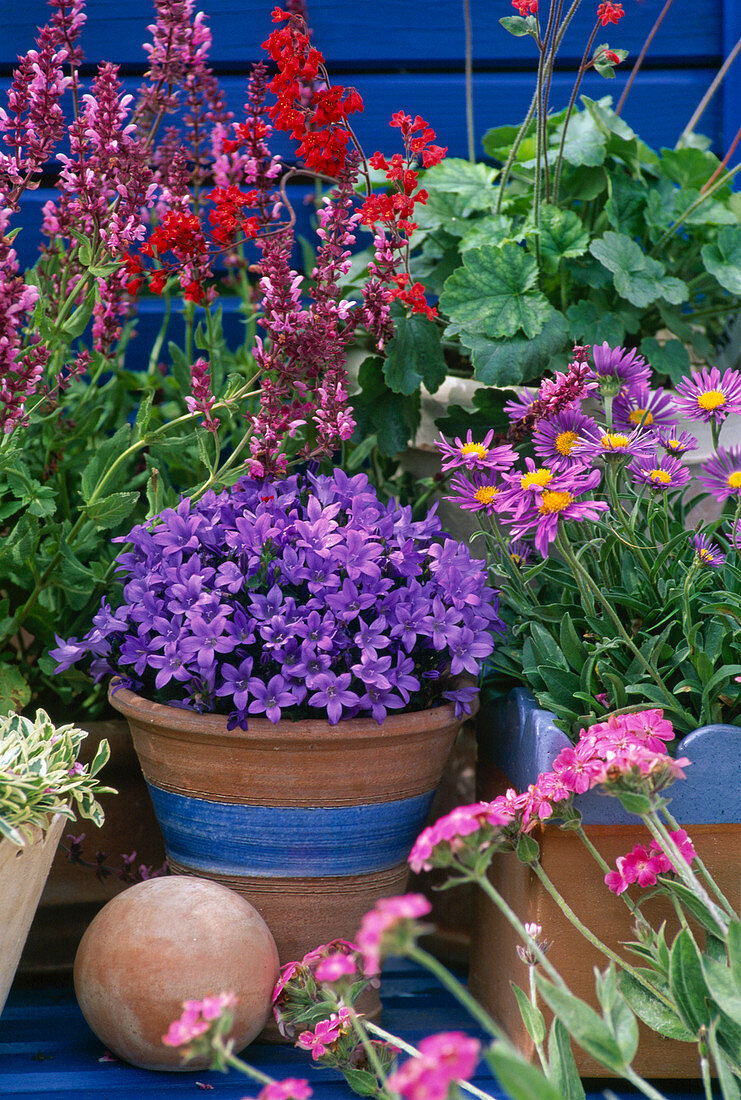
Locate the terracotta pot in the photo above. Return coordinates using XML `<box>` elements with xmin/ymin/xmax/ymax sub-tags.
<box><xmin>471</xmin><ymin>688</ymin><xmax>741</xmax><ymax>1079</ymax></box>
<box><xmin>0</xmin><ymin>813</ymin><xmax>66</xmax><ymax>1014</ymax></box>
<box><xmin>20</xmin><ymin>719</ymin><xmax>166</xmax><ymax>976</ymax></box>
<box><xmin>108</xmin><ymin>685</ymin><xmax>469</xmax><ymax>967</ymax></box>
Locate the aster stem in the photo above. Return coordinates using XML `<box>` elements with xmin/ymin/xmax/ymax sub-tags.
<box><xmin>365</xmin><ymin>1024</ymin><xmax>498</xmax><ymax>1100</ymax></box>
<box><xmin>406</xmin><ymin>943</ymin><xmax>506</xmax><ymax>1039</ymax></box>
<box><xmin>555</xmin><ymin>531</ymin><xmax>695</xmax><ymax>726</ymax></box>
<box><xmin>644</xmin><ymin>811</ymin><xmax>731</xmax><ymax>930</ymax></box>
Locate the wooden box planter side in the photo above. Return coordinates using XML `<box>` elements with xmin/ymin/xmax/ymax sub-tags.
<box><xmin>471</xmin><ymin>688</ymin><xmax>741</xmax><ymax>1079</ymax></box>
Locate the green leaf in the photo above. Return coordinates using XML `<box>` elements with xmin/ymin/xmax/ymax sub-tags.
<box><xmin>499</xmin><ymin>14</ymin><xmax>538</xmax><ymax>36</ymax></box>
<box><xmin>618</xmin><ymin>972</ymin><xmax>694</xmax><ymax>1041</ymax></box>
<box><xmin>62</xmin><ymin>286</ymin><xmax>96</xmax><ymax>337</ymax></box>
<box><xmin>701</xmin><ymin>955</ymin><xmax>741</xmax><ymax>1026</ymax></box>
<box><xmin>483</xmin><ymin>122</ymin><xmax>535</xmax><ymax>162</ymax></box>
<box><xmin>461</xmin><ymin>308</ymin><xmax>568</xmax><ymax>386</ymax></box>
<box><xmin>511</xmin><ymin>982</ymin><xmax>547</xmax><ymax>1045</ymax></box>
<box><xmin>517</xmin><ymin>833</ymin><xmax>541</xmax><ymax>864</ymax></box>
<box><xmin>566</xmin><ymin>300</ymin><xmax>627</xmax><ymax>347</ymax></box>
<box><xmin>668</xmin><ymin>928</ymin><xmax>711</xmax><ymax>1033</ymax></box>
<box><xmin>551</xmin><ymin>110</ymin><xmax>607</xmax><ymax>168</ymax></box>
<box><xmin>351</xmin><ymin>357</ymin><xmax>420</xmax><ymax>455</ymax></box>
<box><xmin>592</xmin><ymin>45</ymin><xmax>628</xmax><ymax>78</ymax></box>
<box><xmin>85</xmin><ymin>491</ymin><xmax>139</xmax><ymax>530</ymax></box>
<box><xmin>727</xmin><ymin>920</ymin><xmax>741</xmax><ymax>993</ymax></box>
<box><xmin>661</xmin><ymin>878</ymin><xmax>727</xmax><ymax>937</ymax></box>
<box><xmin>135</xmin><ymin>391</ymin><xmax>155</xmax><ymax>439</ymax></box>
<box><xmin>660</xmin><ymin>146</ymin><xmax>729</xmax><ymax>193</ymax></box>
<box><xmin>559</xmin><ymin>614</ymin><xmax>587</xmax><ymax>668</ymax></box>
<box><xmin>0</xmin><ymin>663</ymin><xmax>31</xmax><ymax>716</ymax></box>
<box><xmin>702</xmin><ymin>227</ymin><xmax>741</xmax><ymax>295</ymax></box>
<box><xmin>422</xmin><ymin>158</ymin><xmax>498</xmax><ymax>216</ymax></box>
<box><xmin>535</xmin><ymin>206</ymin><xmax>590</xmax><ymax>274</ymax></box>
<box><xmin>590</xmin><ymin>232</ymin><xmax>688</xmax><ymax>308</ymax></box>
<box><xmin>440</xmin><ymin>243</ymin><xmax>551</xmax><ymax>340</ymax></box>
<box><xmin>486</xmin><ymin>1040</ymin><xmax>564</xmax><ymax>1100</ymax></box>
<box><xmin>384</xmin><ymin>309</ymin><xmax>447</xmax><ymax>395</ymax></box>
<box><xmin>547</xmin><ymin>1018</ymin><xmax>586</xmax><ymax>1100</ymax></box>
<box><xmin>640</xmin><ymin>337</ymin><xmax>691</xmax><ymax>385</ymax></box>
<box><xmin>80</xmin><ymin>425</ymin><xmax>132</xmax><ymax>504</ymax></box>
<box><xmin>536</xmin><ymin>976</ymin><xmax>626</xmax><ymax>1072</ymax></box>
<box><xmin>708</xmin><ymin>1020</ymin><xmax>741</xmax><ymax>1099</ymax></box>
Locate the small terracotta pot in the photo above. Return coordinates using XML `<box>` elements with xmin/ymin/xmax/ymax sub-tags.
<box><xmin>109</xmin><ymin>685</ymin><xmax>470</xmax><ymax>967</ymax></box>
<box><xmin>471</xmin><ymin>688</ymin><xmax>741</xmax><ymax>1079</ymax></box>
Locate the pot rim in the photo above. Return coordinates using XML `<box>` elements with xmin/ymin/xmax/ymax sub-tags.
<box><xmin>108</xmin><ymin>680</ymin><xmax>478</xmax><ymax>744</ymax></box>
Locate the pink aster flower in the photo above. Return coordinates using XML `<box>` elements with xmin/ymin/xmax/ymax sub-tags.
<box><xmin>446</xmin><ymin>471</ymin><xmax>502</xmax><ymax>514</ymax></box>
<box><xmin>657</xmin><ymin>428</ymin><xmax>699</xmax><ymax>457</ymax></box>
<box><xmin>387</xmin><ymin>1032</ymin><xmax>480</xmax><ymax>1100</ymax></box>
<box><xmin>436</xmin><ymin>429</ymin><xmax>516</xmax><ymax>474</ymax></box>
<box><xmin>574</xmin><ymin>423</ymin><xmax>655</xmax><ymax>463</ymax></box>
<box><xmin>494</xmin><ymin>457</ymin><xmax>557</xmax><ymax>521</ymax></box>
<box><xmin>731</xmin><ymin>518</ymin><xmax>741</xmax><ymax>552</ymax></box>
<box><xmin>698</xmin><ymin>446</ymin><xmax>741</xmax><ymax>502</ymax></box>
<box><xmin>355</xmin><ymin>894</ymin><xmax>431</xmax><ymax>975</ymax></box>
<box><xmin>509</xmin><ymin>467</ymin><xmax>609</xmax><ymax>558</ymax></box>
<box><xmin>613</xmin><ymin>384</ymin><xmax>678</xmax><ymax>433</ymax></box>
<box><xmin>691</xmin><ymin>533</ymin><xmax>726</xmax><ymax>569</ymax></box>
<box><xmin>674</xmin><ymin>367</ymin><xmax>741</xmax><ymax>423</ymax></box>
<box><xmin>503</xmin><ymin>387</ymin><xmax>537</xmax><ymax>423</ymax></box>
<box><xmin>628</xmin><ymin>453</ymin><xmax>690</xmax><ymax>492</ymax></box>
<box><xmin>532</xmin><ymin>407</ymin><xmax>597</xmax><ymax>471</ymax></box>
<box><xmin>590</xmin><ymin>342</ymin><xmax>651</xmax><ymax>399</ymax></box>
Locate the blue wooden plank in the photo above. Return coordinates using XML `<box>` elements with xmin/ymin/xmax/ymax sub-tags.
<box><xmin>722</xmin><ymin>0</ymin><xmax>741</xmax><ymax>151</ymax></box>
<box><xmin>0</xmin><ymin>67</ymin><xmax>726</xmax><ymax>173</ymax></box>
<box><xmin>0</xmin><ymin>0</ymin><xmax>723</xmax><ymax>69</ymax></box>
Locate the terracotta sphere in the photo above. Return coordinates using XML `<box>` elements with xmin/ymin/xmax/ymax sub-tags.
<box><xmin>73</xmin><ymin>875</ymin><xmax>279</xmax><ymax>1070</ymax></box>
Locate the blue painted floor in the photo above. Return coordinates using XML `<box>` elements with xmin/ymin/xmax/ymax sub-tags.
<box><xmin>0</xmin><ymin>960</ymin><xmax>706</xmax><ymax>1099</ymax></box>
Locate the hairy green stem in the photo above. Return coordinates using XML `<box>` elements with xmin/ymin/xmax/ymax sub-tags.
<box><xmin>644</xmin><ymin>811</ymin><xmax>731</xmax><ymax>931</ymax></box>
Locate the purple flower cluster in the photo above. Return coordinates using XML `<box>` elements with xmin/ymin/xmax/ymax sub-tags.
<box><xmin>442</xmin><ymin>342</ymin><xmax>741</xmax><ymax>560</ymax></box>
<box><xmin>51</xmin><ymin>470</ymin><xmax>501</xmax><ymax>726</ymax></box>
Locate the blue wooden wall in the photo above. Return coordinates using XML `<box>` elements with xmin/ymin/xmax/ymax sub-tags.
<box><xmin>3</xmin><ymin>1</ymin><xmax>740</xmax><ymax>281</ymax></box>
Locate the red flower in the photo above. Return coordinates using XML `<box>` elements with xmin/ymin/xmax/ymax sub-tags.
<box><xmin>603</xmin><ymin>49</ymin><xmax>621</xmax><ymax>64</ymax></box>
<box><xmin>597</xmin><ymin>1</ymin><xmax>624</xmax><ymax>25</ymax></box>
<box><xmin>512</xmin><ymin>0</ymin><xmax>538</xmax><ymax>14</ymax></box>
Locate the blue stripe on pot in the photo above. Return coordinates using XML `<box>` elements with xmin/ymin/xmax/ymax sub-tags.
<box><xmin>480</xmin><ymin>688</ymin><xmax>741</xmax><ymax>825</ymax></box>
<box><xmin>146</xmin><ymin>783</ymin><xmax>436</xmax><ymax>876</ymax></box>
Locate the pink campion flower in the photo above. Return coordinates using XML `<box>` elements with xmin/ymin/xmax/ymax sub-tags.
<box><xmin>162</xmin><ymin>992</ymin><xmax>238</xmax><ymax>1047</ymax></box>
<box><xmin>551</xmin><ymin>744</ymin><xmax>604</xmax><ymax>794</ymax></box>
<box><xmin>296</xmin><ymin>1016</ymin><xmax>343</xmax><ymax>1060</ymax></box>
<box><xmin>387</xmin><ymin>1031</ymin><xmax>480</xmax><ymax>1100</ymax></box>
<box><xmin>257</xmin><ymin>1081</ymin><xmax>313</xmax><ymax>1100</ymax></box>
<box><xmin>355</xmin><ymin>894</ymin><xmax>431</xmax><ymax>975</ymax></box>
<box><xmin>408</xmin><ymin>802</ymin><xmax>513</xmax><ymax>873</ymax></box>
<box><xmin>314</xmin><ymin>952</ymin><xmax>357</xmax><ymax>983</ymax></box>
<box><xmin>605</xmin><ymin>830</ymin><xmax>697</xmax><ymax>894</ymax></box>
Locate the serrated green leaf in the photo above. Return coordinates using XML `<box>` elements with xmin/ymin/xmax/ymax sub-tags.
<box><xmin>660</xmin><ymin>146</ymin><xmax>728</xmax><ymax>193</ymax></box>
<box><xmin>461</xmin><ymin>308</ymin><xmax>568</xmax><ymax>386</ymax></box>
<box><xmin>135</xmin><ymin>391</ymin><xmax>155</xmax><ymax>439</ymax></box>
<box><xmin>617</xmin><ymin>972</ymin><xmax>694</xmax><ymax>1041</ymax></box>
<box><xmin>85</xmin><ymin>491</ymin><xmax>139</xmax><ymax>530</ymax></box>
<box><xmin>640</xmin><ymin>337</ymin><xmax>691</xmax><ymax>385</ymax></box>
<box><xmin>440</xmin><ymin>243</ymin><xmax>550</xmax><ymax>340</ymax></box>
<box><xmin>551</xmin><ymin>110</ymin><xmax>607</xmax><ymax>168</ymax></box>
<box><xmin>590</xmin><ymin>232</ymin><xmax>688</xmax><ymax>308</ymax></box>
<box><xmin>511</xmin><ymin>982</ymin><xmax>546</xmax><ymax>1045</ymax></box>
<box><xmin>566</xmin><ymin>300</ymin><xmax>627</xmax><ymax>346</ymax></box>
<box><xmin>536</xmin><ymin>976</ymin><xmax>626</xmax><ymax>1072</ymax></box>
<box><xmin>499</xmin><ymin>14</ymin><xmax>538</xmax><ymax>36</ymax></box>
<box><xmin>702</xmin><ymin>227</ymin><xmax>741</xmax><ymax>295</ymax></box>
<box><xmin>384</xmin><ymin>310</ymin><xmax>447</xmax><ymax>395</ymax></box>
<box><xmin>421</xmin><ymin>158</ymin><xmax>498</xmax><ymax>216</ymax></box>
<box><xmin>534</xmin><ymin>205</ymin><xmax>590</xmax><ymax>274</ymax></box>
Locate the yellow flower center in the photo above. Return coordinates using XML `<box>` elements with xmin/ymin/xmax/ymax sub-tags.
<box><xmin>555</xmin><ymin>431</ymin><xmax>579</xmax><ymax>456</ymax></box>
<box><xmin>538</xmin><ymin>489</ymin><xmax>574</xmax><ymax>514</ymax></box>
<box><xmin>473</xmin><ymin>485</ymin><xmax>499</xmax><ymax>505</ymax></box>
<box><xmin>727</xmin><ymin>471</ymin><xmax>741</xmax><ymax>489</ymax></box>
<box><xmin>460</xmin><ymin>442</ymin><xmax>487</xmax><ymax>460</ymax></box>
<box><xmin>649</xmin><ymin>469</ymin><xmax>671</xmax><ymax>484</ymax></box>
<box><xmin>698</xmin><ymin>547</ymin><xmax>714</xmax><ymax>562</ymax></box>
<box><xmin>697</xmin><ymin>390</ymin><xmax>726</xmax><ymax>411</ymax></box>
<box><xmin>601</xmin><ymin>433</ymin><xmax>630</xmax><ymax>450</ymax></box>
<box><xmin>510</xmin><ymin>553</ymin><xmax>523</xmax><ymax>565</ymax></box>
<box><xmin>665</xmin><ymin>439</ymin><xmax>681</xmax><ymax>451</ymax></box>
<box><xmin>629</xmin><ymin>408</ymin><xmax>654</xmax><ymax>426</ymax></box>
<box><xmin>521</xmin><ymin>467</ymin><xmax>553</xmax><ymax>490</ymax></box>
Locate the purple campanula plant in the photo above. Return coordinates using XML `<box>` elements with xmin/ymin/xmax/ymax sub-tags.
<box><xmin>51</xmin><ymin>469</ymin><xmax>502</xmax><ymax>727</ymax></box>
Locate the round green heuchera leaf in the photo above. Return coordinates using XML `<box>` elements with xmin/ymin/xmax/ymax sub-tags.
<box><xmin>440</xmin><ymin>243</ymin><xmax>550</xmax><ymax>340</ymax></box>
<box><xmin>590</xmin><ymin>232</ymin><xmax>688</xmax><ymax>308</ymax></box>
<box><xmin>702</xmin><ymin>226</ymin><xmax>741</xmax><ymax>295</ymax></box>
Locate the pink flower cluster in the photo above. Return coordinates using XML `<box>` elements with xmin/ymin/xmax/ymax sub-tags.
<box><xmin>255</xmin><ymin>1081</ymin><xmax>313</xmax><ymax>1100</ymax></box>
<box><xmin>605</xmin><ymin>829</ymin><xmax>697</xmax><ymax>894</ymax></box>
<box><xmin>162</xmin><ymin>991</ymin><xmax>237</xmax><ymax>1047</ymax></box>
<box><xmin>0</xmin><ymin>207</ymin><xmax>43</xmax><ymax>434</ymax></box>
<box><xmin>296</xmin><ymin>1006</ymin><xmax>351</xmax><ymax>1059</ymax></box>
<box><xmin>185</xmin><ymin>357</ymin><xmax>220</xmax><ymax>434</ymax></box>
<box><xmin>355</xmin><ymin>893</ymin><xmax>432</xmax><ymax>975</ymax></box>
<box><xmin>409</xmin><ymin>710</ymin><xmax>689</xmax><ymax>874</ymax></box>
<box><xmin>387</xmin><ymin>1031</ymin><xmax>480</xmax><ymax>1100</ymax></box>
